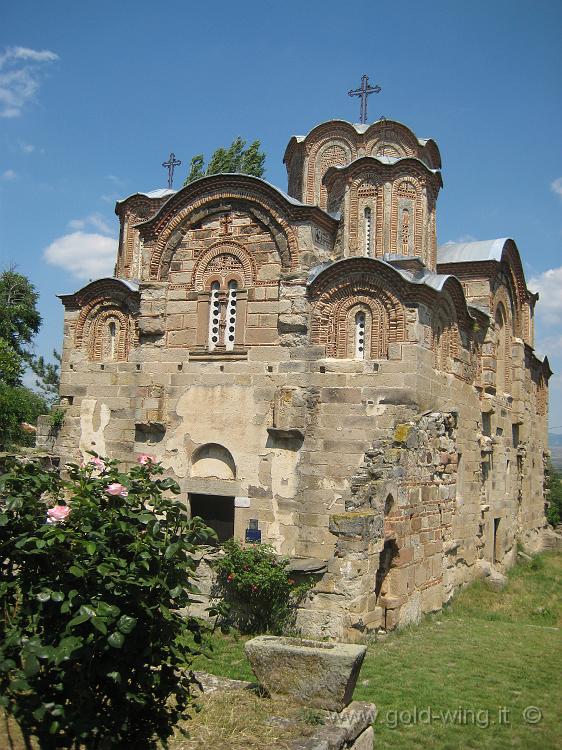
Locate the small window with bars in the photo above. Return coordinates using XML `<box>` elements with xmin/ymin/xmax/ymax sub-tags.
<box><xmin>207</xmin><ymin>279</ymin><xmax>239</xmax><ymax>351</ymax></box>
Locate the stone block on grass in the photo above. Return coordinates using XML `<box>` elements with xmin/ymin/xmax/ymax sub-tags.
<box><xmin>244</xmin><ymin>635</ymin><xmax>367</xmax><ymax>711</ymax></box>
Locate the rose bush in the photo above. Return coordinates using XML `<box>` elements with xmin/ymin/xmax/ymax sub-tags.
<box><xmin>212</xmin><ymin>539</ymin><xmax>312</xmax><ymax>634</ymax></box>
<box><xmin>0</xmin><ymin>453</ymin><xmax>216</xmax><ymax>749</ymax></box>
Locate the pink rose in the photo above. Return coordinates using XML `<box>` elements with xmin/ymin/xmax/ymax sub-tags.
<box><xmin>106</xmin><ymin>483</ymin><xmax>128</xmax><ymax>498</ymax></box>
<box><xmin>46</xmin><ymin>504</ymin><xmax>71</xmax><ymax>524</ymax></box>
<box><xmin>89</xmin><ymin>456</ymin><xmax>106</xmax><ymax>471</ymax></box>
<box><xmin>138</xmin><ymin>454</ymin><xmax>155</xmax><ymax>465</ymax></box>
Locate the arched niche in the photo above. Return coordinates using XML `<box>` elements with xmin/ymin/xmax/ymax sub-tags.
<box><xmin>190</xmin><ymin>443</ymin><xmax>236</xmax><ymax>480</ymax></box>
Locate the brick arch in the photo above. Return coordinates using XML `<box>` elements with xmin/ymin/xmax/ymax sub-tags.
<box><xmin>492</xmin><ymin>295</ymin><xmax>512</xmax><ymax>393</ymax></box>
<box><xmin>311</xmin><ymin>275</ymin><xmax>406</xmax><ymax>358</ymax></box>
<box><xmin>431</xmin><ymin>288</ymin><xmax>464</xmax><ymax>374</ymax></box>
<box><xmin>149</xmin><ymin>193</ymin><xmax>298</xmax><ymax>279</ymax></box>
<box><xmin>76</xmin><ymin>301</ymin><xmax>136</xmax><ymax>362</ymax></box>
<box><xmin>350</xmin><ymin>171</ymin><xmax>385</xmax><ymax>256</ymax></box>
<box><xmin>391</xmin><ymin>175</ymin><xmax>423</xmax><ymax>259</ymax></box>
<box><xmin>314</xmin><ymin>140</ymin><xmax>353</xmax><ymax>209</ymax></box>
<box><xmin>365</xmin><ymin>121</ymin><xmax>420</xmax><ymax>158</ymax></box>
<box><xmin>432</xmin><ymin>307</ymin><xmax>459</xmax><ymax>374</ymax></box>
<box><xmin>305</xmin><ymin>131</ymin><xmax>356</xmax><ymax>206</ymax></box>
<box><xmin>331</xmin><ymin>295</ymin><xmax>390</xmax><ymax>358</ymax></box>
<box><xmin>492</xmin><ymin>286</ymin><xmax>514</xmax><ymax>333</ymax></box>
<box><xmin>192</xmin><ymin>241</ymin><xmax>256</xmax><ymax>291</ymax></box>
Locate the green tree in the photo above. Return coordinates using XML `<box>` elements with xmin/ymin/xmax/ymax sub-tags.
<box><xmin>0</xmin><ymin>383</ymin><xmax>46</xmax><ymax>450</ymax></box>
<box><xmin>0</xmin><ymin>268</ymin><xmax>48</xmax><ymax>449</ymax></box>
<box><xmin>31</xmin><ymin>349</ymin><xmax>61</xmax><ymax>404</ymax></box>
<box><xmin>0</xmin><ymin>338</ymin><xmax>24</xmax><ymax>387</ymax></box>
<box><xmin>183</xmin><ymin>136</ymin><xmax>265</xmax><ymax>186</ymax></box>
<box><xmin>0</xmin><ymin>269</ymin><xmax>41</xmax><ymax>359</ymax></box>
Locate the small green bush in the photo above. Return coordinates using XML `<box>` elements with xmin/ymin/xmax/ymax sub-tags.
<box><xmin>546</xmin><ymin>461</ymin><xmax>562</xmax><ymax>526</ymax></box>
<box><xmin>212</xmin><ymin>538</ymin><xmax>311</xmax><ymax>634</ymax></box>
<box><xmin>49</xmin><ymin>407</ymin><xmax>65</xmax><ymax>433</ymax></box>
<box><xmin>0</xmin><ymin>454</ymin><xmax>216</xmax><ymax>749</ymax></box>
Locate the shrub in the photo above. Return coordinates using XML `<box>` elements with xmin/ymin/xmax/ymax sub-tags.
<box><xmin>546</xmin><ymin>461</ymin><xmax>562</xmax><ymax>526</ymax></box>
<box><xmin>212</xmin><ymin>539</ymin><xmax>311</xmax><ymax>634</ymax></box>
<box><xmin>0</xmin><ymin>382</ymin><xmax>46</xmax><ymax>450</ymax></box>
<box><xmin>0</xmin><ymin>454</ymin><xmax>216</xmax><ymax>749</ymax></box>
<box><xmin>49</xmin><ymin>407</ymin><xmax>65</xmax><ymax>433</ymax></box>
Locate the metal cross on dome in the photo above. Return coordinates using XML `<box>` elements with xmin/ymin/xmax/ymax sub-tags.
<box><xmin>348</xmin><ymin>74</ymin><xmax>382</xmax><ymax>125</ymax></box>
<box><xmin>162</xmin><ymin>152</ymin><xmax>182</xmax><ymax>189</ymax></box>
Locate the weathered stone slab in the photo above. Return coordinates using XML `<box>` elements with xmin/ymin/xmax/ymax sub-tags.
<box><xmin>245</xmin><ymin>635</ymin><xmax>367</xmax><ymax>711</ymax></box>
<box><xmin>329</xmin><ymin>512</ymin><xmax>383</xmax><ymax>541</ymax></box>
<box><xmin>286</xmin><ymin>557</ymin><xmax>329</xmax><ymax>574</ymax></box>
<box><xmin>350</xmin><ymin>725</ymin><xmax>374</xmax><ymax>749</ymax></box>
<box><xmin>332</xmin><ymin>700</ymin><xmax>377</xmax><ymax>742</ymax></box>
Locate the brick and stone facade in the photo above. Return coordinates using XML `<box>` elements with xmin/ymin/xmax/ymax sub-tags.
<box><xmin>53</xmin><ymin>118</ymin><xmax>551</xmax><ymax>642</ymax></box>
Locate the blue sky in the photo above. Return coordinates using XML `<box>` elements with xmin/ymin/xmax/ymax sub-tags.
<box><xmin>1</xmin><ymin>0</ymin><xmax>561</xmax><ymax>429</ymax></box>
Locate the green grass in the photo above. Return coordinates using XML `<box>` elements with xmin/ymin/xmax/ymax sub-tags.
<box><xmin>3</xmin><ymin>554</ymin><xmax>561</xmax><ymax>749</ymax></box>
<box><xmin>193</xmin><ymin>552</ymin><xmax>562</xmax><ymax>750</ymax></box>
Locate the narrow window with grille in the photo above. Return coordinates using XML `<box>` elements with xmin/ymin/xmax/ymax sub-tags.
<box><xmin>355</xmin><ymin>311</ymin><xmax>366</xmax><ymax>359</ymax></box>
<box><xmin>225</xmin><ymin>280</ymin><xmax>237</xmax><ymax>351</ymax></box>
<box><xmin>364</xmin><ymin>207</ymin><xmax>372</xmax><ymax>256</ymax></box>
<box><xmin>208</xmin><ymin>281</ymin><xmax>221</xmax><ymax>351</ymax></box>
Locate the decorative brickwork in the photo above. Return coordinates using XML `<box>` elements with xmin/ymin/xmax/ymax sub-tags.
<box><xmin>349</xmin><ymin>173</ymin><xmax>384</xmax><ymax>256</ymax></box>
<box><xmin>314</xmin><ymin>141</ymin><xmax>352</xmax><ymax>209</ymax></box>
<box><xmin>192</xmin><ymin>241</ymin><xmax>256</xmax><ymax>291</ymax></box>
<box><xmin>76</xmin><ymin>301</ymin><xmax>136</xmax><ymax>362</ymax></box>
<box><xmin>310</xmin><ymin>265</ymin><xmax>406</xmax><ymax>358</ymax></box>
<box><xmin>140</xmin><ymin>178</ymin><xmax>303</xmax><ymax>278</ymax></box>
<box><xmin>284</xmin><ymin>120</ymin><xmax>442</xmax><ymax>205</ymax></box>
<box><xmin>432</xmin><ymin>312</ymin><xmax>460</xmax><ymax>373</ymax></box>
<box><xmin>115</xmin><ymin>195</ymin><xmax>173</xmax><ymax>279</ymax></box>
<box><xmin>366</xmin><ymin>121</ymin><xmax>419</xmax><ymax>159</ymax></box>
<box><xmin>324</xmin><ymin>157</ymin><xmax>441</xmax><ymax>271</ymax></box>
<box><xmin>390</xmin><ymin>175</ymin><xmax>423</xmax><ymax>261</ymax></box>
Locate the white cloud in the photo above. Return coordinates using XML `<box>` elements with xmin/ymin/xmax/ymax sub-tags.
<box><xmin>1</xmin><ymin>169</ymin><xmax>17</xmax><ymax>180</ymax></box>
<box><xmin>68</xmin><ymin>213</ymin><xmax>113</xmax><ymax>235</ymax></box>
<box><xmin>442</xmin><ymin>234</ymin><xmax>478</xmax><ymax>246</ymax></box>
<box><xmin>43</xmin><ymin>232</ymin><xmax>117</xmax><ymax>280</ymax></box>
<box><xmin>106</xmin><ymin>174</ymin><xmax>126</xmax><ymax>187</ymax></box>
<box><xmin>529</xmin><ymin>266</ymin><xmax>562</xmax><ymax>325</ymax></box>
<box><xmin>0</xmin><ymin>46</ymin><xmax>58</xmax><ymax>118</ymax></box>
<box><xmin>19</xmin><ymin>142</ymin><xmax>35</xmax><ymax>153</ymax></box>
<box><xmin>551</xmin><ymin>178</ymin><xmax>562</xmax><ymax>200</ymax></box>
<box><xmin>1</xmin><ymin>47</ymin><xmax>58</xmax><ymax>64</ymax></box>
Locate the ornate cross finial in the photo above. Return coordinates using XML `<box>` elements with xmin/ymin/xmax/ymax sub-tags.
<box><xmin>162</xmin><ymin>152</ymin><xmax>182</xmax><ymax>189</ymax></box>
<box><xmin>348</xmin><ymin>74</ymin><xmax>382</xmax><ymax>124</ymax></box>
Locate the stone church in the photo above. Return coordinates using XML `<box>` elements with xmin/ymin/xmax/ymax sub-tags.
<box><xmin>52</xmin><ymin>116</ymin><xmax>551</xmax><ymax>640</ymax></box>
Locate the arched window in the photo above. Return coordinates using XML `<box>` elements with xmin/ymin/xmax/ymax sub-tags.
<box><xmin>495</xmin><ymin>304</ymin><xmax>507</xmax><ymax>393</ymax></box>
<box><xmin>355</xmin><ymin>311</ymin><xmax>366</xmax><ymax>359</ymax></box>
<box><xmin>364</xmin><ymin>207</ymin><xmax>372</xmax><ymax>256</ymax></box>
<box><xmin>108</xmin><ymin>321</ymin><xmax>117</xmax><ymax>359</ymax></box>
<box><xmin>207</xmin><ymin>279</ymin><xmax>239</xmax><ymax>351</ymax></box>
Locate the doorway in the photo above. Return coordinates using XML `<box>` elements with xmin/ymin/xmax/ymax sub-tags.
<box><xmin>189</xmin><ymin>494</ymin><xmax>235</xmax><ymax>542</ymax></box>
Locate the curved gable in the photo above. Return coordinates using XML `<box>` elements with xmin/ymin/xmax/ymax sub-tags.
<box><xmin>137</xmin><ymin>174</ymin><xmax>301</xmax><ymax>279</ymax></box>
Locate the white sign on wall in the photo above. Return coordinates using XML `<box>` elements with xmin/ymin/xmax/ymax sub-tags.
<box><xmin>234</xmin><ymin>496</ymin><xmax>251</xmax><ymax>508</ymax></box>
